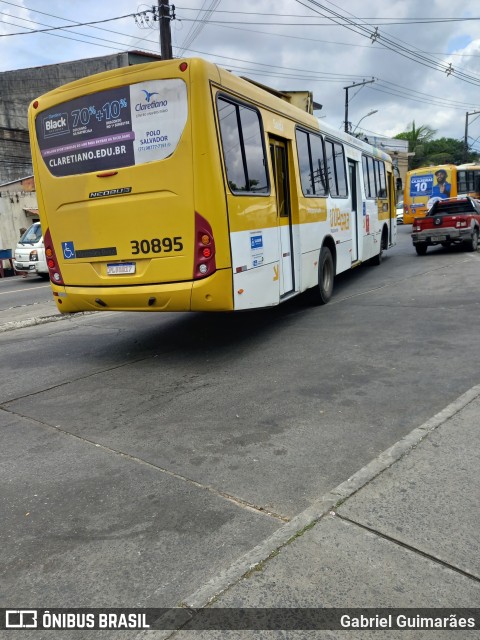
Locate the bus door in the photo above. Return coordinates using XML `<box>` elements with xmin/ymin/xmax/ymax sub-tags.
<box><xmin>270</xmin><ymin>138</ymin><xmax>294</xmax><ymax>296</ymax></box>
<box><xmin>388</xmin><ymin>170</ymin><xmax>395</xmax><ymax>244</ymax></box>
<box><xmin>348</xmin><ymin>160</ymin><xmax>360</xmax><ymax>262</ymax></box>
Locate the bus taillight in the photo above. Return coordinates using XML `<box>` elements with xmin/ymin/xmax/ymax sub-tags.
<box><xmin>44</xmin><ymin>228</ymin><xmax>64</xmax><ymax>285</ymax></box>
<box><xmin>194</xmin><ymin>212</ymin><xmax>216</xmax><ymax>279</ymax></box>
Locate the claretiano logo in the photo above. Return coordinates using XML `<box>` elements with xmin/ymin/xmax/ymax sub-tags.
<box><xmin>135</xmin><ymin>89</ymin><xmax>168</xmax><ymax>112</ymax></box>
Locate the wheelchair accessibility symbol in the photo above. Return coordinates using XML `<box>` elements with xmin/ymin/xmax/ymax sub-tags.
<box><xmin>62</xmin><ymin>242</ymin><xmax>75</xmax><ymax>259</ymax></box>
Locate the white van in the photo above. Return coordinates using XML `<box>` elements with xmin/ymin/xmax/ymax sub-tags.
<box><xmin>13</xmin><ymin>222</ymin><xmax>49</xmax><ymax>278</ymax></box>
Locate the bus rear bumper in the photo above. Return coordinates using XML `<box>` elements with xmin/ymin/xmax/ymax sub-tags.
<box><xmin>50</xmin><ymin>269</ymin><xmax>234</xmax><ymax>313</ymax></box>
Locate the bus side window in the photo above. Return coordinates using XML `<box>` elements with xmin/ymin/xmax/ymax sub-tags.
<box><xmin>475</xmin><ymin>173</ymin><xmax>480</xmax><ymax>192</ymax></box>
<box><xmin>310</xmin><ymin>134</ymin><xmax>328</xmax><ymax>196</ymax></box>
<box><xmin>377</xmin><ymin>160</ymin><xmax>387</xmax><ymax>198</ymax></box>
<box><xmin>325</xmin><ymin>140</ymin><xmax>347</xmax><ymax>197</ymax></box>
<box><xmin>296</xmin><ymin>130</ymin><xmax>314</xmax><ymax>195</ymax></box>
<box><xmin>333</xmin><ymin>143</ymin><xmax>347</xmax><ymax>197</ymax></box>
<box><xmin>362</xmin><ymin>156</ymin><xmax>370</xmax><ymax>197</ymax></box>
<box><xmin>239</xmin><ymin>106</ymin><xmax>269</xmax><ymax>193</ymax></box>
<box><xmin>325</xmin><ymin>141</ymin><xmax>338</xmax><ymax>196</ymax></box>
<box><xmin>460</xmin><ymin>169</ymin><xmax>480</xmax><ymax>194</ymax></box>
<box><xmin>217</xmin><ymin>96</ymin><xmax>269</xmax><ymax>195</ymax></box>
<box><xmin>367</xmin><ymin>156</ymin><xmax>377</xmax><ymax>197</ymax></box>
<box><xmin>296</xmin><ymin>129</ymin><xmax>328</xmax><ymax>197</ymax></box>
<box><xmin>218</xmin><ymin>99</ymin><xmax>246</xmax><ymax>191</ymax></box>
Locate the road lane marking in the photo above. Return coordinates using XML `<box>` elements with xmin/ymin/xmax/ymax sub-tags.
<box><xmin>0</xmin><ymin>285</ymin><xmax>51</xmax><ymax>295</ymax></box>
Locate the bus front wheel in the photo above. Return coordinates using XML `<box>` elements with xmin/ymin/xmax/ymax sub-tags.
<box><xmin>370</xmin><ymin>228</ymin><xmax>387</xmax><ymax>265</ymax></box>
<box><xmin>313</xmin><ymin>246</ymin><xmax>334</xmax><ymax>305</ymax></box>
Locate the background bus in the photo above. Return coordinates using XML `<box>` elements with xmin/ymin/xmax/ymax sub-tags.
<box><xmin>28</xmin><ymin>57</ymin><xmax>396</xmax><ymax>314</ymax></box>
<box><xmin>404</xmin><ymin>163</ymin><xmax>480</xmax><ymax>224</ymax></box>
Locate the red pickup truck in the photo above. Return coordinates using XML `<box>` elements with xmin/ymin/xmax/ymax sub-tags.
<box><xmin>411</xmin><ymin>196</ymin><xmax>480</xmax><ymax>255</ymax></box>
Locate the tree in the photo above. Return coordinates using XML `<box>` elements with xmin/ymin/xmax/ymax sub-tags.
<box><xmin>422</xmin><ymin>137</ymin><xmax>477</xmax><ymax>166</ymax></box>
<box><xmin>394</xmin><ymin>123</ymin><xmax>480</xmax><ymax>168</ymax></box>
<box><xmin>394</xmin><ymin>121</ymin><xmax>437</xmax><ymax>169</ymax></box>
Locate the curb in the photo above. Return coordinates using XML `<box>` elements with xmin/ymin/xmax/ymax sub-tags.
<box><xmin>0</xmin><ymin>314</ymin><xmax>69</xmax><ymax>333</ymax></box>
<box><xmin>0</xmin><ymin>311</ymin><xmax>95</xmax><ymax>333</ymax></box>
<box><xmin>137</xmin><ymin>384</ymin><xmax>480</xmax><ymax>638</ymax></box>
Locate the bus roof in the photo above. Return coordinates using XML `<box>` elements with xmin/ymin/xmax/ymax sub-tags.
<box><xmin>407</xmin><ymin>163</ymin><xmax>480</xmax><ymax>176</ymax></box>
<box><xmin>30</xmin><ymin>56</ymin><xmax>391</xmax><ymax>164</ymax></box>
<box><xmin>215</xmin><ymin>62</ymin><xmax>390</xmax><ymax>162</ymax></box>
<box><xmin>406</xmin><ymin>164</ymin><xmax>457</xmax><ymax>176</ymax></box>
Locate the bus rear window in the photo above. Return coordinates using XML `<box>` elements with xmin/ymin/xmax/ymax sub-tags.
<box><xmin>35</xmin><ymin>78</ymin><xmax>188</xmax><ymax>177</ymax></box>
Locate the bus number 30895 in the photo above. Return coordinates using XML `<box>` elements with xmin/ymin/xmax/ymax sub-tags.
<box><xmin>130</xmin><ymin>237</ymin><xmax>183</xmax><ymax>254</ymax></box>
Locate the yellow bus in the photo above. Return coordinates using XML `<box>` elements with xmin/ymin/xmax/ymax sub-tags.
<box><xmin>28</xmin><ymin>57</ymin><xmax>396</xmax><ymax>314</ymax></box>
<box><xmin>403</xmin><ymin>163</ymin><xmax>480</xmax><ymax>224</ymax></box>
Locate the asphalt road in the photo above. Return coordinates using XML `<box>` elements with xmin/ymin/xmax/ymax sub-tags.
<box><xmin>0</xmin><ymin>273</ymin><xmax>51</xmax><ymax>312</ymax></box>
<box><xmin>1</xmin><ymin>225</ymin><xmax>479</xmax><ymax>614</ymax></box>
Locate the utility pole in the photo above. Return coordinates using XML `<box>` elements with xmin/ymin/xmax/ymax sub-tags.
<box><xmin>158</xmin><ymin>0</ymin><xmax>173</xmax><ymax>60</ymax></box>
<box><xmin>464</xmin><ymin>110</ymin><xmax>480</xmax><ymax>162</ymax></box>
<box><xmin>343</xmin><ymin>79</ymin><xmax>375</xmax><ymax>133</ymax></box>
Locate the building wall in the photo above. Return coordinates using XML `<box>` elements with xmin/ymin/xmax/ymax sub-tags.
<box><xmin>0</xmin><ymin>175</ymin><xmax>36</xmax><ymax>193</ymax></box>
<box><xmin>0</xmin><ymin>190</ymin><xmax>39</xmax><ymax>270</ymax></box>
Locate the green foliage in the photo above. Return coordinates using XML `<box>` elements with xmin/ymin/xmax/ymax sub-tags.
<box><xmin>395</xmin><ymin>121</ymin><xmax>437</xmax><ymax>149</ymax></box>
<box><xmin>394</xmin><ymin>122</ymin><xmax>479</xmax><ymax>169</ymax></box>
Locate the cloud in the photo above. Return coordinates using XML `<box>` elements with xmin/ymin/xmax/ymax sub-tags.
<box><xmin>2</xmin><ymin>0</ymin><xmax>480</xmax><ymax>141</ymax></box>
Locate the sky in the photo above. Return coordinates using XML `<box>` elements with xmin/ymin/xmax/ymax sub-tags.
<box><xmin>2</xmin><ymin>0</ymin><xmax>480</xmax><ymax>149</ymax></box>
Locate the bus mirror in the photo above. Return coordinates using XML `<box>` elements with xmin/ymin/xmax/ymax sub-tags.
<box><xmin>396</xmin><ymin>178</ymin><xmax>403</xmax><ymax>191</ymax></box>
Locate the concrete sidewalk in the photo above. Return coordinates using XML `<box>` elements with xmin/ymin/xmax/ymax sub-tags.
<box><xmin>150</xmin><ymin>385</ymin><xmax>480</xmax><ymax>638</ymax></box>
<box><xmin>0</xmin><ymin>299</ymin><xmax>76</xmax><ymax>332</ymax></box>
<box><xmin>2</xmin><ymin>301</ymin><xmax>479</xmax><ymax>636</ymax></box>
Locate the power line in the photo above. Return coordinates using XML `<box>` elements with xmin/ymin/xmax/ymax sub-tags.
<box><xmin>0</xmin><ymin>16</ymin><xmax>144</xmax><ymax>52</ymax></box>
<box><xmin>0</xmin><ymin>0</ymin><xmax>154</xmax><ymax>44</ymax></box>
<box><xmin>1</xmin><ymin>41</ymin><xmax>478</xmax><ymax>121</ymax></box>
<box><xmin>0</xmin><ymin>10</ymin><xmax>137</xmax><ymax>36</ymax></box>
<box><xmin>176</xmin><ymin>15</ymin><xmax>480</xmax><ymax>59</ymax></box>
<box><xmin>3</xmin><ymin>0</ymin><xmax>480</xmax><ymax>90</ymax></box>
<box><xmin>177</xmin><ymin>0</ymin><xmax>221</xmax><ymax>57</ymax></box>
<box><xmin>178</xmin><ymin>7</ymin><xmax>480</xmax><ymax>24</ymax></box>
<box><xmin>170</xmin><ymin>45</ymin><xmax>480</xmax><ymax>113</ymax></box>
<box><xmin>0</xmin><ymin>2</ymin><xmax>478</xmax><ymax>138</ymax></box>
<box><xmin>0</xmin><ymin>2</ymin><xmax>160</xmax><ymax>57</ymax></box>
<box><xmin>163</xmin><ymin>17</ymin><xmax>480</xmax><ymax>27</ymax></box>
<box><xmin>0</xmin><ymin>15</ymin><xmax>160</xmax><ymax>57</ymax></box>
<box><xmin>293</xmin><ymin>0</ymin><xmax>480</xmax><ymax>87</ymax></box>
<box><xmin>371</xmin><ymin>84</ymin><xmax>477</xmax><ymax>112</ymax></box>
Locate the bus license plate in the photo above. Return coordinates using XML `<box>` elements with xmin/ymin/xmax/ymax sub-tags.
<box><xmin>431</xmin><ymin>235</ymin><xmax>446</xmax><ymax>242</ymax></box>
<box><xmin>107</xmin><ymin>262</ymin><xmax>136</xmax><ymax>275</ymax></box>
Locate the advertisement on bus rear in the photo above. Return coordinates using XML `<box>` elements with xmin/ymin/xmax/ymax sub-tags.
<box><xmin>35</xmin><ymin>79</ymin><xmax>188</xmax><ymax>177</ymax></box>
<box><xmin>409</xmin><ymin>168</ymin><xmax>452</xmax><ymax>201</ymax></box>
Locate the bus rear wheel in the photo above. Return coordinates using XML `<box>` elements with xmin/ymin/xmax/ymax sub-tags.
<box><xmin>312</xmin><ymin>246</ymin><xmax>334</xmax><ymax>305</ymax></box>
<box><xmin>370</xmin><ymin>243</ymin><xmax>383</xmax><ymax>266</ymax></box>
